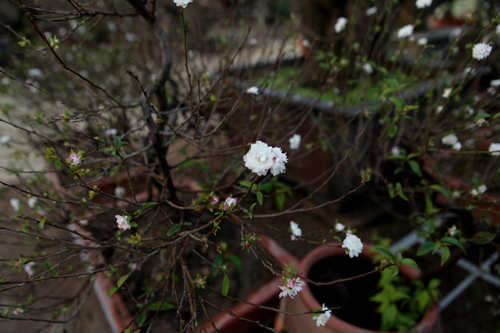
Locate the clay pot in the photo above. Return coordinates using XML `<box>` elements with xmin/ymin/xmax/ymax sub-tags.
<box><xmin>276</xmin><ymin>243</ymin><xmax>443</xmax><ymax>333</ymax></box>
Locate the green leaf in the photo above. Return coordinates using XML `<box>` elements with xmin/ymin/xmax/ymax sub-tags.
<box><xmin>388</xmin><ymin>125</ymin><xmax>398</xmax><ymax>138</ymax></box>
<box><xmin>441</xmin><ymin>237</ymin><xmax>466</xmax><ymax>254</ymax></box>
<box><xmin>137</xmin><ymin>313</ymin><xmax>146</xmax><ymax>327</ymax></box>
<box><xmin>228</xmin><ymin>254</ymin><xmax>243</xmax><ymax>271</ymax></box>
<box><xmin>474</xmin><ymin>113</ymin><xmax>490</xmax><ymax>121</ymax></box>
<box><xmin>39</xmin><ymin>218</ymin><xmax>46</xmax><ymax>229</ymax></box>
<box><xmin>440</xmin><ymin>245</ymin><xmax>450</xmax><ymax>265</ymax></box>
<box><xmin>167</xmin><ymin>224</ymin><xmax>181</xmax><ymax>236</ymax></box>
<box><xmin>239</xmin><ymin>181</ymin><xmax>252</xmax><ymax>187</ymax></box>
<box><xmin>389</xmin><ymin>96</ymin><xmax>404</xmax><ymax>110</ymax></box>
<box><xmin>392</xmin><ymin>266</ymin><xmax>399</xmax><ymax>276</ymax></box>
<box><xmin>400</xmin><ymin>258</ymin><xmax>420</xmax><ymax>271</ymax></box>
<box><xmin>417</xmin><ymin>240</ymin><xmax>435</xmax><ymax>256</ymax></box>
<box><xmin>276</xmin><ymin>193</ymin><xmax>285</xmax><ymax>211</ymax></box>
<box><xmin>176</xmin><ymin>160</ymin><xmax>196</xmax><ymax>170</ymax></box>
<box><xmin>407</xmin><ymin>160</ymin><xmax>422</xmax><ymax>176</ymax></box>
<box><xmin>429</xmin><ymin>184</ymin><xmax>451</xmax><ymax>199</ymax></box>
<box><xmin>469</xmin><ymin>231</ymin><xmax>496</xmax><ymax>244</ymax></box>
<box><xmin>147</xmin><ymin>302</ymin><xmax>175</xmax><ymax>311</ymax></box>
<box><xmin>108</xmin><ymin>287</ymin><xmax>118</xmax><ymax>297</ymax></box>
<box><xmin>139</xmin><ymin>202</ymin><xmax>158</xmax><ymax>212</ymax></box>
<box><xmin>371</xmin><ymin>246</ymin><xmax>395</xmax><ymax>260</ymax></box>
<box><xmin>117</xmin><ymin>274</ymin><xmax>129</xmax><ymax>288</ymax></box>
<box><xmin>222</xmin><ymin>275</ymin><xmax>229</xmax><ymax>296</ymax></box>
<box><xmin>198</xmin><ymin>164</ymin><xmax>209</xmax><ymax>174</ymax></box>
<box><xmin>256</xmin><ymin>191</ymin><xmax>263</xmax><ymax>205</ymax></box>
<box><xmin>211</xmin><ymin>255</ymin><xmax>223</xmax><ymax>276</ymax></box>
<box><xmin>114</xmin><ymin>136</ymin><xmax>121</xmax><ymax>151</ymax></box>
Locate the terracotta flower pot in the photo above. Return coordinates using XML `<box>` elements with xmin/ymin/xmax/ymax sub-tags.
<box><xmin>276</xmin><ymin>243</ymin><xmax>443</xmax><ymax>333</ymax></box>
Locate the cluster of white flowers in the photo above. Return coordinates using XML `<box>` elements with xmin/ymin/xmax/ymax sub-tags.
<box><xmin>397</xmin><ymin>24</ymin><xmax>414</xmax><ymax>39</ymax></box>
<box><xmin>115</xmin><ymin>215</ymin><xmax>131</xmax><ymax>231</ymax></box>
<box><xmin>289</xmin><ymin>134</ymin><xmax>301</xmax><ymax>150</ymax></box>
<box><xmin>471</xmin><ymin>184</ymin><xmax>487</xmax><ymax>197</ymax></box>
<box><xmin>449</xmin><ymin>225</ymin><xmax>457</xmax><ymax>236</ymax></box>
<box><xmin>312</xmin><ymin>304</ymin><xmax>332</xmax><ymax>327</ymax></box>
<box><xmin>246</xmin><ymin>86</ymin><xmax>259</xmax><ymax>95</ymax></box>
<box><xmin>442</xmin><ymin>88</ymin><xmax>452</xmax><ymax>98</ymax></box>
<box><xmin>366</xmin><ymin>7</ymin><xmax>377</xmax><ymax>16</ymax></box>
<box><xmin>173</xmin><ymin>0</ymin><xmax>192</xmax><ymax>8</ymax></box>
<box><xmin>472</xmin><ymin>43</ymin><xmax>492</xmax><ymax>60</ymax></box>
<box><xmin>289</xmin><ymin>221</ymin><xmax>302</xmax><ymax>241</ymax></box>
<box><xmin>243</xmin><ymin>141</ymin><xmax>288</xmax><ymax>176</ymax></box>
<box><xmin>416</xmin><ymin>0</ymin><xmax>432</xmax><ymax>9</ymax></box>
<box><xmin>279</xmin><ymin>277</ymin><xmax>305</xmax><ymax>299</ymax></box>
<box><xmin>335</xmin><ymin>17</ymin><xmax>347</xmax><ymax>33</ymax></box>
<box><xmin>489</xmin><ymin>142</ymin><xmax>500</xmax><ymax>156</ymax></box>
<box><xmin>342</xmin><ymin>232</ymin><xmax>363</xmax><ymax>258</ymax></box>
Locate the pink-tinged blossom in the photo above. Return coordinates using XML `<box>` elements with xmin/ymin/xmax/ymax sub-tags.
<box><xmin>211</xmin><ymin>196</ymin><xmax>219</xmax><ymax>205</ymax></box>
<box><xmin>472</xmin><ymin>43</ymin><xmax>492</xmax><ymax>60</ymax></box>
<box><xmin>24</xmin><ymin>262</ymin><xmax>35</xmax><ymax>276</ymax></box>
<box><xmin>223</xmin><ymin>197</ymin><xmax>238</xmax><ymax>211</ymax></box>
<box><xmin>279</xmin><ymin>277</ymin><xmax>305</xmax><ymax>299</ymax></box>
<box><xmin>115</xmin><ymin>215</ymin><xmax>131</xmax><ymax>231</ymax></box>
<box><xmin>290</xmin><ymin>221</ymin><xmax>302</xmax><ymax>241</ymax></box>
<box><xmin>449</xmin><ymin>225</ymin><xmax>457</xmax><ymax>236</ymax></box>
<box><xmin>313</xmin><ymin>304</ymin><xmax>332</xmax><ymax>327</ymax></box>
<box><xmin>342</xmin><ymin>233</ymin><xmax>363</xmax><ymax>258</ymax></box>
<box><xmin>69</xmin><ymin>154</ymin><xmax>81</xmax><ymax>166</ymax></box>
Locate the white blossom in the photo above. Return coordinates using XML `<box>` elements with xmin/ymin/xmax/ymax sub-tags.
<box><xmin>449</xmin><ymin>225</ymin><xmax>457</xmax><ymax>236</ymax></box>
<box><xmin>115</xmin><ymin>215</ymin><xmax>131</xmax><ymax>231</ymax></box>
<box><xmin>105</xmin><ymin>128</ymin><xmax>118</xmax><ymax>136</ymax></box>
<box><xmin>10</xmin><ymin>198</ymin><xmax>20</xmax><ymax>212</ymax></box>
<box><xmin>470</xmin><ymin>189</ymin><xmax>479</xmax><ymax>197</ymax></box>
<box><xmin>416</xmin><ymin>0</ymin><xmax>432</xmax><ymax>9</ymax></box>
<box><xmin>397</xmin><ymin>25</ymin><xmax>414</xmax><ymax>39</ymax></box>
<box><xmin>437</xmin><ymin>106</ymin><xmax>443</xmax><ymax>113</ymax></box>
<box><xmin>335</xmin><ymin>17</ymin><xmax>347</xmax><ymax>33</ymax></box>
<box><xmin>246</xmin><ymin>86</ymin><xmax>259</xmax><ymax>95</ymax></box>
<box><xmin>363</xmin><ymin>63</ymin><xmax>373</xmax><ymax>75</ymax></box>
<box><xmin>313</xmin><ymin>304</ymin><xmax>331</xmax><ymax>327</ymax></box>
<box><xmin>114</xmin><ymin>186</ymin><xmax>126</xmax><ymax>198</ymax></box>
<box><xmin>28</xmin><ymin>68</ymin><xmax>43</xmax><ymax>78</ymax></box>
<box><xmin>290</xmin><ymin>221</ymin><xmax>302</xmax><ymax>241</ymax></box>
<box><xmin>270</xmin><ymin>147</ymin><xmax>288</xmax><ymax>176</ymax></box>
<box><xmin>417</xmin><ymin>37</ymin><xmax>428</xmax><ymax>45</ymax></box>
<box><xmin>472</xmin><ymin>43</ymin><xmax>492</xmax><ymax>60</ymax></box>
<box><xmin>279</xmin><ymin>277</ymin><xmax>305</xmax><ymax>299</ymax></box>
<box><xmin>335</xmin><ymin>222</ymin><xmax>345</xmax><ymax>232</ymax></box>
<box><xmin>24</xmin><ymin>262</ymin><xmax>35</xmax><ymax>276</ymax></box>
<box><xmin>342</xmin><ymin>232</ymin><xmax>363</xmax><ymax>258</ymax></box>
<box><xmin>479</xmin><ymin>184</ymin><xmax>487</xmax><ymax>194</ymax></box>
<box><xmin>391</xmin><ymin>146</ymin><xmax>401</xmax><ymax>156</ymax></box>
<box><xmin>289</xmin><ymin>134</ymin><xmax>301</xmax><ymax>150</ymax></box>
<box><xmin>223</xmin><ymin>197</ymin><xmax>238</xmax><ymax>211</ymax></box>
<box><xmin>0</xmin><ymin>135</ymin><xmax>10</xmax><ymax>145</ymax></box>
<box><xmin>452</xmin><ymin>142</ymin><xmax>462</xmax><ymax>151</ymax></box>
<box><xmin>366</xmin><ymin>7</ymin><xmax>377</xmax><ymax>16</ymax></box>
<box><xmin>248</xmin><ymin>38</ymin><xmax>258</xmax><ymax>46</ymax></box>
<box><xmin>489</xmin><ymin>143</ymin><xmax>500</xmax><ymax>156</ymax></box>
<box><xmin>490</xmin><ymin>79</ymin><xmax>500</xmax><ymax>87</ymax></box>
<box><xmin>476</xmin><ymin>119</ymin><xmax>486</xmax><ymax>127</ymax></box>
<box><xmin>442</xmin><ymin>88</ymin><xmax>452</xmax><ymax>98</ymax></box>
<box><xmin>173</xmin><ymin>0</ymin><xmax>192</xmax><ymax>8</ymax></box>
<box><xmin>452</xmin><ymin>191</ymin><xmax>460</xmax><ymax>199</ymax></box>
<box><xmin>79</xmin><ymin>219</ymin><xmax>89</xmax><ymax>226</ymax></box>
<box><xmin>27</xmin><ymin>197</ymin><xmax>37</xmax><ymax>208</ymax></box>
<box><xmin>441</xmin><ymin>134</ymin><xmax>458</xmax><ymax>146</ymax></box>
<box><xmin>243</xmin><ymin>141</ymin><xmax>274</xmax><ymax>176</ymax></box>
